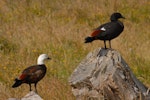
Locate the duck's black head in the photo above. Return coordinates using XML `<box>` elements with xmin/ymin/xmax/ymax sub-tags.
<box><xmin>110</xmin><ymin>13</ymin><xmax>125</xmax><ymax>21</ymax></box>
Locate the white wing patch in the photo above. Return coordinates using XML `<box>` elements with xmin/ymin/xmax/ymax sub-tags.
<box><xmin>101</xmin><ymin>27</ymin><xmax>106</xmax><ymax>31</ymax></box>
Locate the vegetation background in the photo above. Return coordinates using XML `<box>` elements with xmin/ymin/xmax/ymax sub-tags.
<box><xmin>0</xmin><ymin>0</ymin><xmax>149</xmax><ymax>99</ymax></box>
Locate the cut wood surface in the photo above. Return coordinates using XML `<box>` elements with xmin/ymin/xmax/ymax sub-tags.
<box><xmin>69</xmin><ymin>48</ymin><xmax>150</xmax><ymax>100</ymax></box>
<box><xmin>8</xmin><ymin>91</ymin><xmax>43</xmax><ymax>100</ymax></box>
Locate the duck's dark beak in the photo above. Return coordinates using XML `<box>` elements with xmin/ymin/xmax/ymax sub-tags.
<box><xmin>47</xmin><ymin>57</ymin><xmax>51</xmax><ymax>60</ymax></box>
<box><xmin>122</xmin><ymin>16</ymin><xmax>125</xmax><ymax>19</ymax></box>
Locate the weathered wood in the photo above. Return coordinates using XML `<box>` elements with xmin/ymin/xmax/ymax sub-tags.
<box><xmin>69</xmin><ymin>48</ymin><xmax>150</xmax><ymax>100</ymax></box>
<box><xmin>8</xmin><ymin>91</ymin><xmax>43</xmax><ymax>100</ymax></box>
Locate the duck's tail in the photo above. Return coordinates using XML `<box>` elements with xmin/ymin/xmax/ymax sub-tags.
<box><xmin>12</xmin><ymin>78</ymin><xmax>22</xmax><ymax>88</ymax></box>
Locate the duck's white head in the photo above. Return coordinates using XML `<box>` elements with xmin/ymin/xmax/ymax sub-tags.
<box><xmin>37</xmin><ymin>54</ymin><xmax>51</xmax><ymax>65</ymax></box>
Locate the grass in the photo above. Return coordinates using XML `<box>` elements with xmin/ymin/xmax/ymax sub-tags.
<box><xmin>0</xmin><ymin>0</ymin><xmax>149</xmax><ymax>99</ymax></box>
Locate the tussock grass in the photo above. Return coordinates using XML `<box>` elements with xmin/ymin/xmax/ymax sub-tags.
<box><xmin>0</xmin><ymin>0</ymin><xmax>149</xmax><ymax>99</ymax></box>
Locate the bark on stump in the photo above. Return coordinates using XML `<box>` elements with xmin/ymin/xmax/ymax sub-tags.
<box><xmin>69</xmin><ymin>48</ymin><xmax>150</xmax><ymax>100</ymax></box>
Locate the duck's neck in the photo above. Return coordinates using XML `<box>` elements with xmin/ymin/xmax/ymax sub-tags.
<box><xmin>37</xmin><ymin>58</ymin><xmax>44</xmax><ymax>65</ymax></box>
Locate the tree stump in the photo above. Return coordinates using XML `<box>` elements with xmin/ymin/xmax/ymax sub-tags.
<box><xmin>69</xmin><ymin>48</ymin><xmax>150</xmax><ymax>100</ymax></box>
<box><xmin>8</xmin><ymin>91</ymin><xmax>43</xmax><ymax>100</ymax></box>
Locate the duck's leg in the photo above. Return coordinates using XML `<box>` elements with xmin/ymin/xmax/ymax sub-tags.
<box><xmin>29</xmin><ymin>83</ymin><xmax>32</xmax><ymax>91</ymax></box>
<box><xmin>34</xmin><ymin>83</ymin><xmax>38</xmax><ymax>93</ymax></box>
<box><xmin>104</xmin><ymin>40</ymin><xmax>106</xmax><ymax>49</ymax></box>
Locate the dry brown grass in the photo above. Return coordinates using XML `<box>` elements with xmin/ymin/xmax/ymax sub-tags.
<box><xmin>0</xmin><ymin>0</ymin><xmax>149</xmax><ymax>99</ymax></box>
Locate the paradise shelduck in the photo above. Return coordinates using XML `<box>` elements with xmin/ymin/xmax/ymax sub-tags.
<box><xmin>85</xmin><ymin>12</ymin><xmax>125</xmax><ymax>48</ymax></box>
<box><xmin>12</xmin><ymin>54</ymin><xmax>51</xmax><ymax>92</ymax></box>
